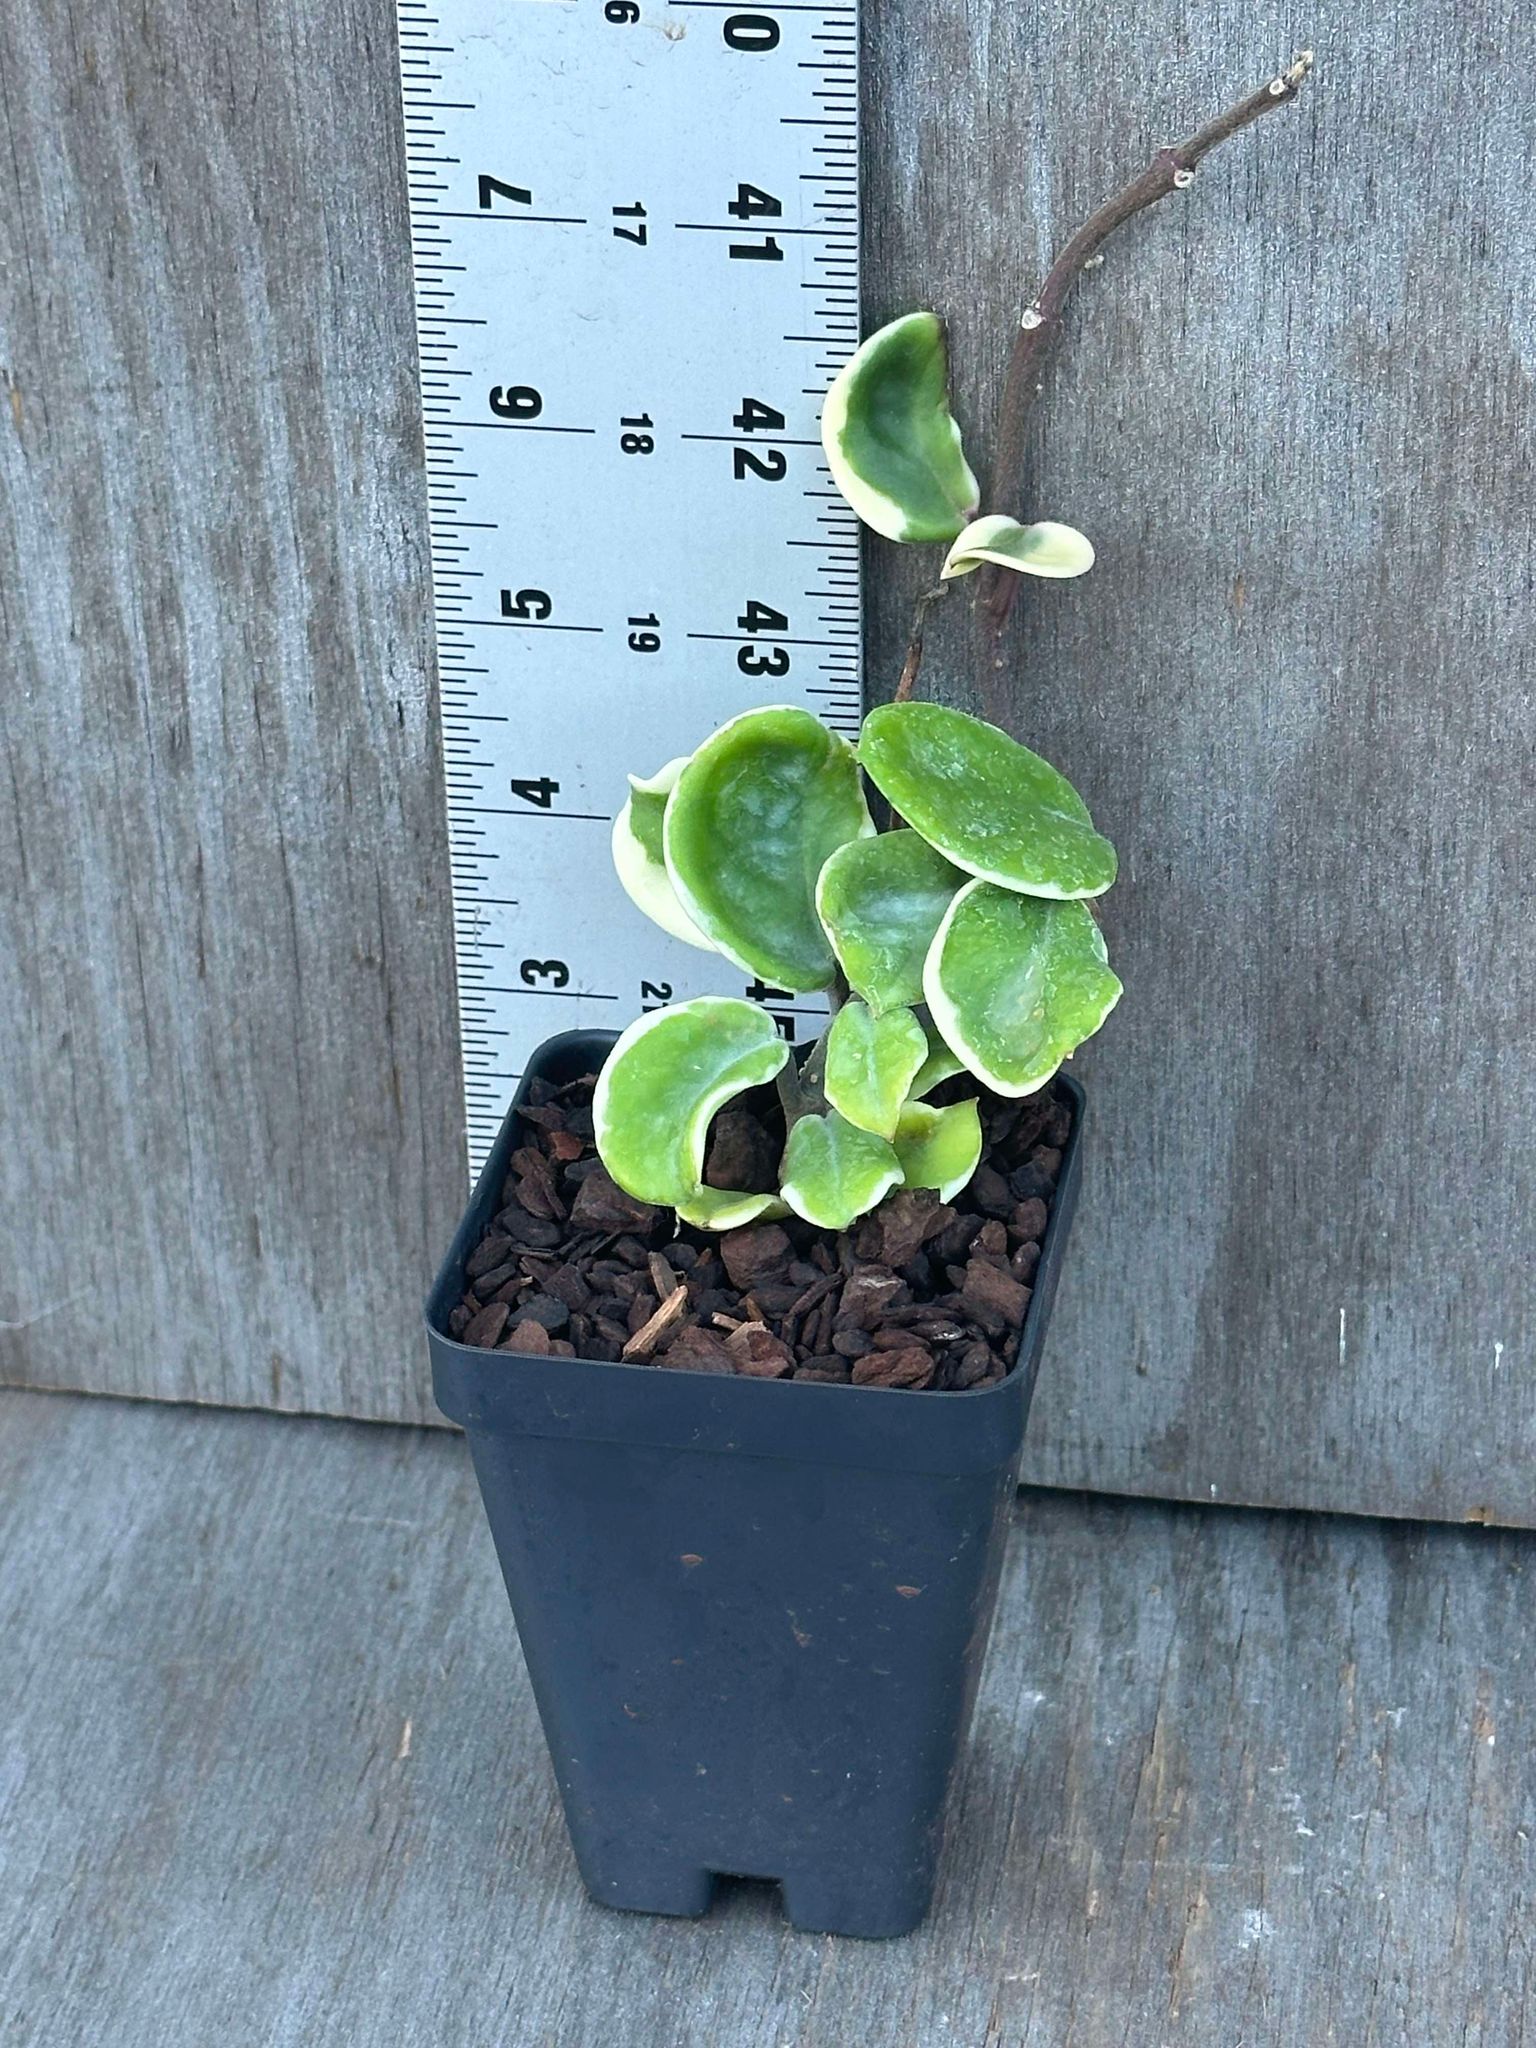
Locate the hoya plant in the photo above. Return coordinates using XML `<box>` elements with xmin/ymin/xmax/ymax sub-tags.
<box><xmin>593</xmin><ymin>309</ymin><xmax>1119</xmax><ymax>1234</ymax></box>
<box><xmin>595</xmin><ymin>54</ymin><xmax>1315</xmax><ymax>1236</ymax></box>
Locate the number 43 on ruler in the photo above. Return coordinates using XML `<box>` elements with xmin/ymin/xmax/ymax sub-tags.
<box><xmin>396</xmin><ymin>0</ymin><xmax>861</xmax><ymax>1170</ymax></box>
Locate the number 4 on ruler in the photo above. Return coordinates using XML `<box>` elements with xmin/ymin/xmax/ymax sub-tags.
<box><xmin>396</xmin><ymin>0</ymin><xmax>861</xmax><ymax>1171</ymax></box>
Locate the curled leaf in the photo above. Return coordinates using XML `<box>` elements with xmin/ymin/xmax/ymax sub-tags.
<box><xmin>893</xmin><ymin>1097</ymin><xmax>983</xmax><ymax>1202</ymax></box>
<box><xmin>860</xmin><ymin>700</ymin><xmax>1116</xmax><ymax>901</ymax></box>
<box><xmin>674</xmin><ymin>1186</ymin><xmax>787</xmax><ymax>1230</ymax></box>
<box><xmin>593</xmin><ymin>997</ymin><xmax>789</xmax><ymax>1213</ymax></box>
<box><xmin>820</xmin><ymin>311</ymin><xmax>980</xmax><ymax>544</ymax></box>
<box><xmin>780</xmin><ymin>1110</ymin><xmax>904</xmax><ymax>1231</ymax></box>
<box><xmin>611</xmin><ymin>758</ymin><xmax>716</xmax><ymax>951</ymax></box>
<box><xmin>665</xmin><ymin>706</ymin><xmax>872</xmax><ymax>992</ymax></box>
<box><xmin>941</xmin><ymin>515</ymin><xmax>1094</xmax><ymax>582</ymax></box>
<box><xmin>924</xmin><ymin>880</ymin><xmax>1122</xmax><ymax>1097</ymax></box>
<box><xmin>815</xmin><ymin>829</ymin><xmax>966</xmax><ymax>1014</ymax></box>
<box><xmin>822</xmin><ymin>1000</ymin><xmax>928</xmax><ymax>1141</ymax></box>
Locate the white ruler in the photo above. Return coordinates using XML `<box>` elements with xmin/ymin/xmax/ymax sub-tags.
<box><xmin>394</xmin><ymin>0</ymin><xmax>862</xmax><ymax>1173</ymax></box>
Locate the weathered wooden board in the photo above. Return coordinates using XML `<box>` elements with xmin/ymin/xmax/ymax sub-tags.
<box><xmin>0</xmin><ymin>0</ymin><xmax>466</xmax><ymax>1424</ymax></box>
<box><xmin>2</xmin><ymin>1388</ymin><xmax>1532</xmax><ymax>2045</ymax></box>
<box><xmin>862</xmin><ymin>0</ymin><xmax>1536</xmax><ymax>1520</ymax></box>
<box><xmin>2</xmin><ymin>0</ymin><xmax>1534</xmax><ymax>1524</ymax></box>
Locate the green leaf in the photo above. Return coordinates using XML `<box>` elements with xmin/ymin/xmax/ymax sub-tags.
<box><xmin>924</xmin><ymin>880</ymin><xmax>1121</xmax><ymax>1097</ymax></box>
<box><xmin>593</xmin><ymin>997</ymin><xmax>789</xmax><ymax>1212</ymax></box>
<box><xmin>610</xmin><ymin>758</ymin><xmax>717</xmax><ymax>951</ymax></box>
<box><xmin>941</xmin><ymin>515</ymin><xmax>1095</xmax><ymax>582</ymax></box>
<box><xmin>822</xmin><ymin>1000</ymin><xmax>928</xmax><ymax>1140</ymax></box>
<box><xmin>892</xmin><ymin>1097</ymin><xmax>983</xmax><ymax>1202</ymax></box>
<box><xmin>674</xmin><ymin>1187</ymin><xmax>787</xmax><ymax>1230</ymax></box>
<box><xmin>820</xmin><ymin>311</ymin><xmax>980</xmax><ymax>544</ymax></box>
<box><xmin>665</xmin><ymin>706</ymin><xmax>872</xmax><ymax>991</ymax></box>
<box><xmin>860</xmin><ymin>700</ymin><xmax>1117</xmax><ymax>901</ymax></box>
<box><xmin>909</xmin><ymin>1016</ymin><xmax>965</xmax><ymax>1098</ymax></box>
<box><xmin>815</xmin><ymin>829</ymin><xmax>966</xmax><ymax>1014</ymax></box>
<box><xmin>780</xmin><ymin>1109</ymin><xmax>904</xmax><ymax>1231</ymax></box>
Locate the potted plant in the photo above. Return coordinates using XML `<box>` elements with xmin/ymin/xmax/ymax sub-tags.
<box><xmin>426</xmin><ymin>56</ymin><xmax>1313</xmax><ymax>1938</ymax></box>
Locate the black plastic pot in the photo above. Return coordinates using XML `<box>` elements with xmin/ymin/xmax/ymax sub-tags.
<box><xmin>426</xmin><ymin>1028</ymin><xmax>1084</xmax><ymax>1939</ymax></box>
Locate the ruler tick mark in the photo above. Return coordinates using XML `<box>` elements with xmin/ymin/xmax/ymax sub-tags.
<box><xmin>397</xmin><ymin>0</ymin><xmax>862</xmax><ymax>1176</ymax></box>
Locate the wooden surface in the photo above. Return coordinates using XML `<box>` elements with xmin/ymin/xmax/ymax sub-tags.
<box><xmin>3</xmin><ymin>1387</ymin><xmax>1533</xmax><ymax>2046</ymax></box>
<box><xmin>3</xmin><ymin>0</ymin><xmax>1535</xmax><ymax>1524</ymax></box>
<box><xmin>0</xmin><ymin>0</ymin><xmax>465</xmax><ymax>1424</ymax></box>
<box><xmin>863</xmin><ymin>2</ymin><xmax>1536</xmax><ymax>1521</ymax></box>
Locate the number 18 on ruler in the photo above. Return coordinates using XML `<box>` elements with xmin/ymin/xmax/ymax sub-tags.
<box><xmin>395</xmin><ymin>0</ymin><xmax>862</xmax><ymax>1172</ymax></box>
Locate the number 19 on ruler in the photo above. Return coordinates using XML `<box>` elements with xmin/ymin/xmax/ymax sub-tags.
<box><xmin>396</xmin><ymin>0</ymin><xmax>861</xmax><ymax>1170</ymax></box>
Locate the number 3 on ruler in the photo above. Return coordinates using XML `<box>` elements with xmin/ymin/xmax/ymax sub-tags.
<box><xmin>396</xmin><ymin>0</ymin><xmax>861</xmax><ymax>1173</ymax></box>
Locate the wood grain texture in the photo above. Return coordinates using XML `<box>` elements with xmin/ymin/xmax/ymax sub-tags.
<box><xmin>0</xmin><ymin>0</ymin><xmax>465</xmax><ymax>1421</ymax></box>
<box><xmin>3</xmin><ymin>0</ymin><xmax>1535</xmax><ymax>1523</ymax></box>
<box><xmin>2</xmin><ymin>1388</ymin><xmax>1533</xmax><ymax>2046</ymax></box>
<box><xmin>863</xmin><ymin>0</ymin><xmax>1536</xmax><ymax>1520</ymax></box>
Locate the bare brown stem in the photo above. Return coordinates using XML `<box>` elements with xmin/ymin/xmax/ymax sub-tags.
<box><xmin>983</xmin><ymin>50</ymin><xmax>1315</xmax><ymax>632</ymax></box>
<box><xmin>892</xmin><ymin>582</ymin><xmax>952</xmax><ymax>706</ymax></box>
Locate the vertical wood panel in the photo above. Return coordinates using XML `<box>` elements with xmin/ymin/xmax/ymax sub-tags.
<box><xmin>0</xmin><ymin>0</ymin><xmax>464</xmax><ymax>1422</ymax></box>
<box><xmin>864</xmin><ymin>0</ymin><xmax>1536</xmax><ymax>1520</ymax></box>
<box><xmin>2</xmin><ymin>0</ymin><xmax>1534</xmax><ymax>1520</ymax></box>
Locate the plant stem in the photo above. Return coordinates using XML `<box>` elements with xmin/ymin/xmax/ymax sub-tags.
<box><xmin>983</xmin><ymin>50</ymin><xmax>1315</xmax><ymax>632</ymax></box>
<box><xmin>892</xmin><ymin>582</ymin><xmax>953</xmax><ymax>706</ymax></box>
<box><xmin>774</xmin><ymin>1059</ymin><xmax>814</xmax><ymax>1130</ymax></box>
<box><xmin>797</xmin><ymin>1034</ymin><xmax>830</xmax><ymax>1099</ymax></box>
<box><xmin>776</xmin><ymin>972</ymin><xmax>846</xmax><ymax>1130</ymax></box>
<box><xmin>777</xmin><ymin>1020</ymin><xmax>833</xmax><ymax>1133</ymax></box>
<box><xmin>798</xmin><ymin>990</ymin><xmax>843</xmax><ymax>1099</ymax></box>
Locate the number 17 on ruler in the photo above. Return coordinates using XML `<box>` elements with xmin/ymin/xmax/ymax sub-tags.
<box><xmin>396</xmin><ymin>0</ymin><xmax>861</xmax><ymax>1169</ymax></box>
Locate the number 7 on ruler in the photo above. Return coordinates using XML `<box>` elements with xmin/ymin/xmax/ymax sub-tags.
<box><xmin>396</xmin><ymin>0</ymin><xmax>861</xmax><ymax>1173</ymax></box>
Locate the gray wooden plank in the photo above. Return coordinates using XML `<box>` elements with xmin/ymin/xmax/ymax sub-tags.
<box><xmin>0</xmin><ymin>0</ymin><xmax>465</xmax><ymax>1423</ymax></box>
<box><xmin>864</xmin><ymin>0</ymin><xmax>1536</xmax><ymax>1521</ymax></box>
<box><xmin>2</xmin><ymin>1388</ymin><xmax>1532</xmax><ymax>2046</ymax></box>
<box><xmin>2</xmin><ymin>0</ymin><xmax>1535</xmax><ymax>1527</ymax></box>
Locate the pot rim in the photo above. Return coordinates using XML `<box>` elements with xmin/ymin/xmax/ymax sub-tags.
<box><xmin>425</xmin><ymin>1028</ymin><xmax>1085</xmax><ymax>1469</ymax></box>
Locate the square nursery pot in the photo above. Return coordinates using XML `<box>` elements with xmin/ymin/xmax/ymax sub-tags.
<box><xmin>426</xmin><ymin>1028</ymin><xmax>1084</xmax><ymax>1939</ymax></box>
